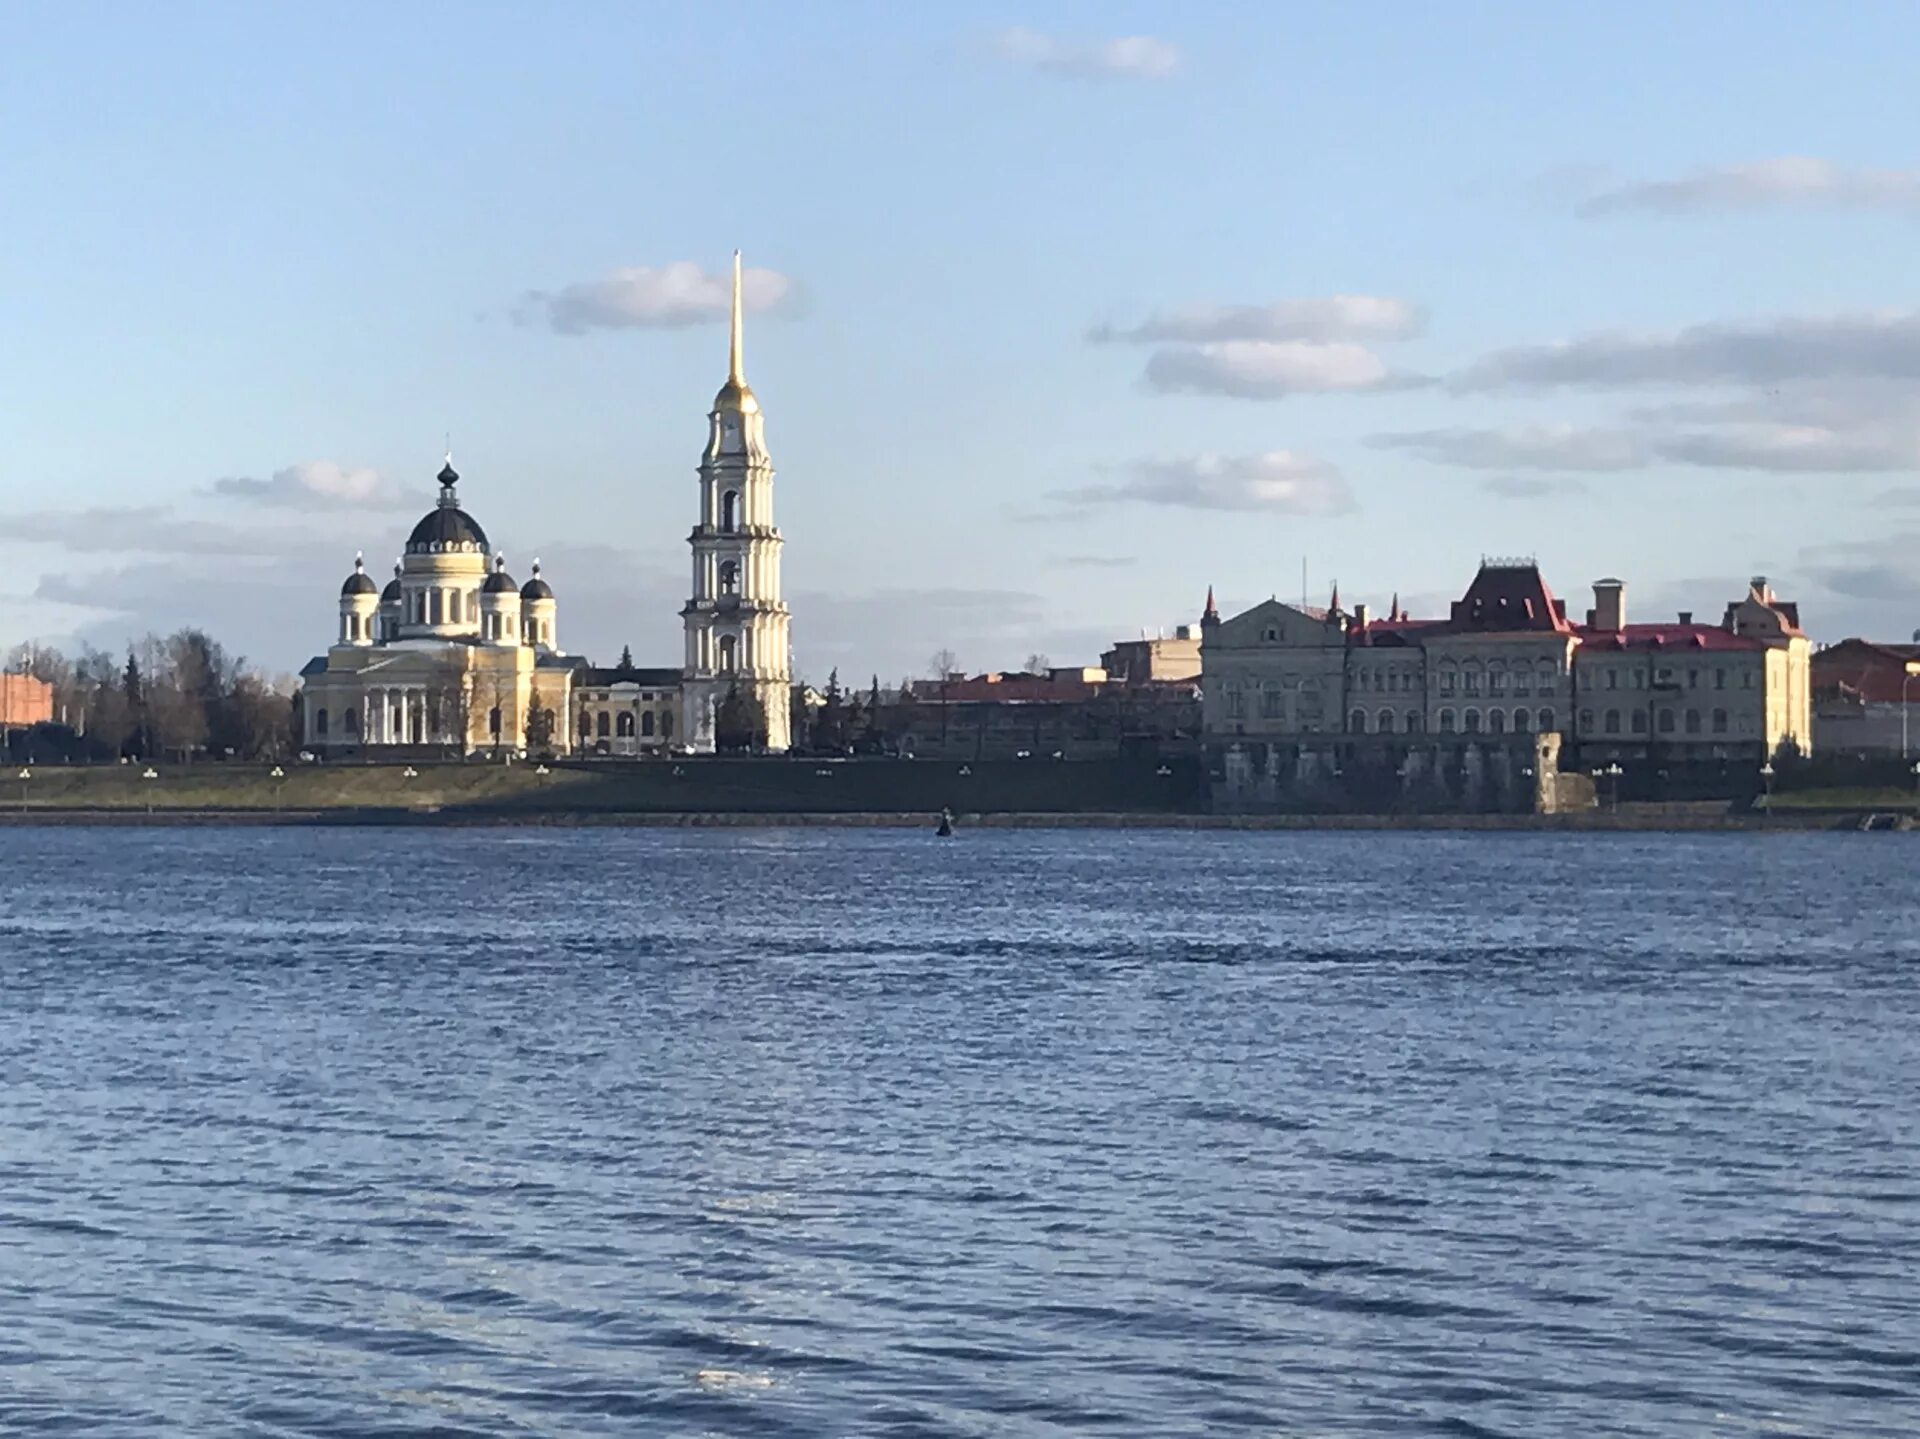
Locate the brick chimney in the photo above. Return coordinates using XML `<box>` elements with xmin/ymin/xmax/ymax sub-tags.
<box><xmin>1592</xmin><ymin>578</ymin><xmax>1625</xmax><ymax>632</ymax></box>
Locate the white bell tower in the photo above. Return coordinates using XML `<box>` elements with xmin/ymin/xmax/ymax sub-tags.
<box><xmin>679</xmin><ymin>251</ymin><xmax>792</xmax><ymax>753</ymax></box>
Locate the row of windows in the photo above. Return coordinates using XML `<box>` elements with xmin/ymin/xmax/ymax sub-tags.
<box><xmin>582</xmin><ymin>709</ymin><xmax>674</xmax><ymax>739</ymax></box>
<box><xmin>1434</xmin><ymin>707</ymin><xmax>1557</xmax><ymax>735</ymax></box>
<box><xmin>1350</xmin><ymin>670</ymin><xmax>1418</xmax><ymax>693</ymax></box>
<box><xmin>1593</xmin><ymin>667</ymin><xmax>1754</xmax><ymax>690</ymax></box>
<box><xmin>1437</xmin><ymin>671</ymin><xmax>1559</xmax><ymax>697</ymax></box>
<box><xmin>1580</xmin><ymin>707</ymin><xmax>1734</xmax><ymax>735</ymax></box>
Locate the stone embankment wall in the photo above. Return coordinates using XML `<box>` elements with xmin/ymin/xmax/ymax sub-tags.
<box><xmin>1211</xmin><ymin>734</ymin><xmax>1569</xmax><ymax>815</ymax></box>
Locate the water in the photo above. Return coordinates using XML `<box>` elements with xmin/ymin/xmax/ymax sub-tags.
<box><xmin>2</xmin><ymin>827</ymin><xmax>1917</xmax><ymax>1437</ymax></box>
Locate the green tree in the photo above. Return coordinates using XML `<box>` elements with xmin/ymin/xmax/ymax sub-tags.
<box><xmin>715</xmin><ymin>683</ymin><xmax>766</xmax><ymax>753</ymax></box>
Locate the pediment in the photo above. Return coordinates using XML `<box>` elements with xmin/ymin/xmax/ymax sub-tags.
<box><xmin>1211</xmin><ymin>598</ymin><xmax>1342</xmax><ymax>649</ymax></box>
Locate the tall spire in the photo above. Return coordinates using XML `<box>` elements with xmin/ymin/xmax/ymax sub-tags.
<box><xmin>729</xmin><ymin>249</ymin><xmax>746</xmax><ymax>387</ymax></box>
<box><xmin>1329</xmin><ymin>579</ymin><xmax>1341</xmax><ymax>614</ymax></box>
<box><xmin>1202</xmin><ymin>584</ymin><xmax>1220</xmax><ymax>627</ymax></box>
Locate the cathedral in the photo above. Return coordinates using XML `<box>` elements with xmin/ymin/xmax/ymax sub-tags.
<box><xmin>299</xmin><ymin>252</ymin><xmax>793</xmax><ymax>756</ymax></box>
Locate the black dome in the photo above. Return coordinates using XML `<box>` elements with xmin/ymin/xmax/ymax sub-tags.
<box><xmin>482</xmin><ymin>567</ymin><xmax>519</xmax><ymax>594</ymax></box>
<box><xmin>521</xmin><ymin>576</ymin><xmax>554</xmax><ymax>600</ymax></box>
<box><xmin>341</xmin><ymin>570</ymin><xmax>379</xmax><ymax>597</ymax></box>
<box><xmin>406</xmin><ymin>506</ymin><xmax>489</xmax><ymax>554</ymax></box>
<box><xmin>380</xmin><ymin>577</ymin><xmax>402</xmax><ymax>601</ymax></box>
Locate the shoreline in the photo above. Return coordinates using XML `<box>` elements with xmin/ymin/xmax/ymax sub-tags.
<box><xmin>0</xmin><ymin>806</ymin><xmax>1867</xmax><ymax>831</ymax></box>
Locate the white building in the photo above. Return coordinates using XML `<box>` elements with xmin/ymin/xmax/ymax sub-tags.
<box><xmin>300</xmin><ymin>249</ymin><xmax>798</xmax><ymax>757</ymax></box>
<box><xmin>679</xmin><ymin>251</ymin><xmax>793</xmax><ymax>753</ymax></box>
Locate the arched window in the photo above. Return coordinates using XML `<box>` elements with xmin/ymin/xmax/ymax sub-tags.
<box><xmin>641</xmin><ymin>710</ymin><xmax>656</xmax><ymax>736</ymax></box>
<box><xmin>345</xmin><ymin>707</ymin><xmax>359</xmax><ymax>736</ymax></box>
<box><xmin>1488</xmin><ymin>709</ymin><xmax>1506</xmax><ymax>734</ymax></box>
<box><xmin>1405</xmin><ymin>711</ymin><xmax>1422</xmax><ymax>733</ymax></box>
<box><xmin>579</xmin><ymin>710</ymin><xmax>591</xmax><ymax>741</ymax></box>
<box><xmin>449</xmin><ymin>591</ymin><xmax>462</xmax><ymax>625</ymax></box>
<box><xmin>1537</xmin><ymin>708</ymin><xmax>1555</xmax><ymax>733</ymax></box>
<box><xmin>315</xmin><ymin>707</ymin><xmax>329</xmax><ymax>737</ymax></box>
<box><xmin>1712</xmin><ymin>708</ymin><xmax>1729</xmax><ymax>734</ymax></box>
<box><xmin>1513</xmin><ymin>707</ymin><xmax>1531</xmax><ymax>733</ymax></box>
<box><xmin>719</xmin><ymin>634</ymin><xmax>738</xmax><ymax>673</ymax></box>
<box><xmin>1349</xmin><ymin>708</ymin><xmax>1368</xmax><ymax>733</ymax></box>
<box><xmin>1463</xmin><ymin>708</ymin><xmax>1482</xmax><ymax>733</ymax></box>
<box><xmin>489</xmin><ymin>706</ymin><xmax>502</xmax><ymax>737</ymax></box>
<box><xmin>1685</xmin><ymin>709</ymin><xmax>1702</xmax><ymax>735</ymax></box>
<box><xmin>617</xmin><ymin>711</ymin><xmax>636</xmax><ymax>737</ymax></box>
<box><xmin>1438</xmin><ymin>708</ymin><xmax>1456</xmax><ymax>733</ymax></box>
<box><xmin>1658</xmin><ymin>709</ymin><xmax>1677</xmax><ymax>734</ymax></box>
<box><xmin>719</xmin><ymin>560</ymin><xmax>739</xmax><ymax>596</ymax></box>
<box><xmin>1604</xmin><ymin>709</ymin><xmax>1622</xmax><ymax>734</ymax></box>
<box><xmin>662</xmin><ymin>710</ymin><xmax>674</xmax><ymax>739</ymax></box>
<box><xmin>721</xmin><ymin>490</ymin><xmax>740</xmax><ymax>532</ymax></box>
<box><xmin>1631</xmin><ymin>708</ymin><xmax>1648</xmax><ymax>734</ymax></box>
<box><xmin>1377</xmin><ymin>708</ymin><xmax>1395</xmax><ymax>734</ymax></box>
<box><xmin>596</xmin><ymin>712</ymin><xmax>611</xmax><ymax>738</ymax></box>
<box><xmin>1537</xmin><ymin>662</ymin><xmax>1557</xmax><ymax>691</ymax></box>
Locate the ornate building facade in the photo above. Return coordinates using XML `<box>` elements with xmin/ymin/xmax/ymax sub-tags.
<box><xmin>679</xmin><ymin>251</ymin><xmax>793</xmax><ymax>753</ymax></box>
<box><xmin>1202</xmin><ymin>563</ymin><xmax>1812</xmax><ymax>764</ymax></box>
<box><xmin>301</xmin><ymin>462</ymin><xmax>577</xmax><ymax>755</ymax></box>
<box><xmin>299</xmin><ymin>249</ymin><xmax>795</xmax><ymax>757</ymax></box>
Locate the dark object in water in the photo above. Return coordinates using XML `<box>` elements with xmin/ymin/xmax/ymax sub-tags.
<box><xmin>936</xmin><ymin>808</ymin><xmax>954</xmax><ymax>837</ymax></box>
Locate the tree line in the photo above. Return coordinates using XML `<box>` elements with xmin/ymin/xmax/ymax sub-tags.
<box><xmin>3</xmin><ymin>631</ymin><xmax>297</xmax><ymax>762</ymax></box>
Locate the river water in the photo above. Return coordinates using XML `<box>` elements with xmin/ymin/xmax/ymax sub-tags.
<box><xmin>1</xmin><ymin>826</ymin><xmax>1916</xmax><ymax>1436</ymax></box>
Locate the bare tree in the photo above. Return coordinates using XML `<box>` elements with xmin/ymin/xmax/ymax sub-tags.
<box><xmin>928</xmin><ymin>648</ymin><xmax>959</xmax><ymax>680</ymax></box>
<box><xmin>1023</xmin><ymin>652</ymin><xmax>1052</xmax><ymax>677</ymax></box>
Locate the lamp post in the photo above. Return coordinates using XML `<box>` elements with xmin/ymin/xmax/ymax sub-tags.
<box><xmin>1910</xmin><ymin>759</ymin><xmax>1919</xmax><ymax>804</ymax></box>
<box><xmin>269</xmin><ymin>764</ymin><xmax>286</xmax><ymax>813</ymax></box>
<box><xmin>16</xmin><ymin>767</ymin><xmax>30</xmax><ymax>813</ymax></box>
<box><xmin>1759</xmin><ymin>760</ymin><xmax>1775</xmax><ymax>819</ymax></box>
<box><xmin>142</xmin><ymin>766</ymin><xmax>159</xmax><ymax>815</ymax></box>
<box><xmin>1903</xmin><ymin>661</ymin><xmax>1920</xmax><ymax>760</ymax></box>
<box><xmin>1605</xmin><ymin>762</ymin><xmax>1623</xmax><ymax>811</ymax></box>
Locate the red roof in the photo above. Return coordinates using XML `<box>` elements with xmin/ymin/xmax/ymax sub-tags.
<box><xmin>1447</xmin><ymin>563</ymin><xmax>1571</xmax><ymax>634</ymax></box>
<box><xmin>1812</xmin><ymin>639</ymin><xmax>1920</xmax><ymax>702</ymax></box>
<box><xmin>1576</xmin><ymin>624</ymin><xmax>1763</xmax><ymax>653</ymax></box>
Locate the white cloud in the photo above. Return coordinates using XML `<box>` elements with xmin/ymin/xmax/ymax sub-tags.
<box><xmin>1580</xmin><ymin>156</ymin><xmax>1920</xmax><ymax>216</ymax></box>
<box><xmin>1453</xmin><ymin>311</ymin><xmax>1920</xmax><ymax>391</ymax></box>
<box><xmin>1372</xmin><ymin>425</ymin><xmax>1647</xmax><ymax>471</ymax></box>
<box><xmin>212</xmin><ymin>460</ymin><xmax>418</xmax><ymax>511</ymax></box>
<box><xmin>1143</xmin><ymin>340</ymin><xmax>1424</xmax><ymax>399</ymax></box>
<box><xmin>517</xmin><ymin>261</ymin><xmax>791</xmax><ymax>335</ymax></box>
<box><xmin>1090</xmin><ymin>296</ymin><xmax>1422</xmax><ymax>344</ymax></box>
<box><xmin>992</xmin><ymin>27</ymin><xmax>1181</xmax><ymax>79</ymax></box>
<box><xmin>1055</xmin><ymin>452</ymin><xmax>1354</xmax><ymax>514</ymax></box>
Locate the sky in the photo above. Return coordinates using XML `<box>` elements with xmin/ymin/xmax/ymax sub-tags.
<box><xmin>6</xmin><ymin>1</ymin><xmax>1920</xmax><ymax>683</ymax></box>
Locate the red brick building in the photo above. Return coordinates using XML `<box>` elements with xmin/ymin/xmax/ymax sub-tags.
<box><xmin>1812</xmin><ymin>638</ymin><xmax>1920</xmax><ymax>756</ymax></box>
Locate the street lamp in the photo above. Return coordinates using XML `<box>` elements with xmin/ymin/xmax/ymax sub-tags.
<box><xmin>16</xmin><ymin>767</ymin><xmax>30</xmax><ymax>813</ymax></box>
<box><xmin>142</xmin><ymin>766</ymin><xmax>159</xmax><ymax>815</ymax></box>
<box><xmin>1759</xmin><ymin>760</ymin><xmax>1775</xmax><ymax>816</ymax></box>
<box><xmin>401</xmin><ymin>766</ymin><xmax>419</xmax><ymax>780</ymax></box>
<box><xmin>1605</xmin><ymin>762</ymin><xmax>1623</xmax><ymax>811</ymax></box>
<box><xmin>269</xmin><ymin>764</ymin><xmax>286</xmax><ymax>812</ymax></box>
<box><xmin>1904</xmin><ymin>661</ymin><xmax>1920</xmax><ymax>760</ymax></box>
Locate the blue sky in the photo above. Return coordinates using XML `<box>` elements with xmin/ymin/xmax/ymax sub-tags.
<box><xmin>6</xmin><ymin>1</ymin><xmax>1920</xmax><ymax>680</ymax></box>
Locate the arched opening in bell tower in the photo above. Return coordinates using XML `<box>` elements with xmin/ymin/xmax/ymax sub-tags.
<box><xmin>721</xmin><ymin>491</ymin><xmax>740</xmax><ymax>533</ymax></box>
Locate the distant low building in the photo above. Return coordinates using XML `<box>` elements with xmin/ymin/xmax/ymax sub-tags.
<box><xmin>1811</xmin><ymin>638</ymin><xmax>1920</xmax><ymax>757</ymax></box>
<box><xmin>1201</xmin><ymin>563</ymin><xmax>1812</xmax><ymax>801</ymax></box>
<box><xmin>1102</xmin><ymin>627</ymin><xmax>1203</xmax><ymax>685</ymax></box>
<box><xmin>888</xmin><ymin>666</ymin><xmax>1199</xmax><ymax>759</ymax></box>
<box><xmin>0</xmin><ymin>673</ymin><xmax>55</xmax><ymax>730</ymax></box>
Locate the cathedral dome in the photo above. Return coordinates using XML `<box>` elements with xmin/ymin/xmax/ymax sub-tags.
<box><xmin>406</xmin><ymin>459</ymin><xmax>490</xmax><ymax>555</ymax></box>
<box><xmin>482</xmin><ymin>559</ymin><xmax>519</xmax><ymax>594</ymax></box>
<box><xmin>381</xmin><ymin>563</ymin><xmax>402</xmax><ymax>603</ymax></box>
<box><xmin>520</xmin><ymin>560</ymin><xmax>553</xmax><ymax>601</ymax></box>
<box><xmin>340</xmin><ymin>555</ymin><xmax>378</xmax><ymax>597</ymax></box>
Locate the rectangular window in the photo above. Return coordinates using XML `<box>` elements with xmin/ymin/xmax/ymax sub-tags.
<box><xmin>1605</xmin><ymin>671</ymin><xmax>1618</xmax><ymax>690</ymax></box>
<box><xmin>1715</xmin><ymin>671</ymin><xmax>1727</xmax><ymax>690</ymax></box>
